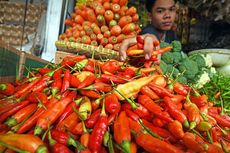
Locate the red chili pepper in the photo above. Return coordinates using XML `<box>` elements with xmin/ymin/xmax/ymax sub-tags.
<box><xmin>168</xmin><ymin>120</ymin><xmax>185</xmax><ymax>139</ymax></box>
<box><xmin>85</xmin><ymin>109</ymin><xmax>101</xmax><ymax>129</ymax></box>
<box><xmin>152</xmin><ymin>118</ymin><xmax>166</xmax><ymax>127</ymax></box>
<box><xmin>0</xmin><ymin>83</ymin><xmax>15</xmax><ymax>96</ymax></box>
<box><xmin>83</xmin><ymin>59</ymin><xmax>96</xmax><ymax>73</ymax></box>
<box><xmin>88</xmin><ymin>102</ymin><xmax>108</xmax><ymax>153</ymax></box>
<box><xmin>72</xmin><ymin>122</ymin><xmax>83</xmax><ymax>135</ymax></box>
<box><xmin>14</xmin><ymin>77</ymin><xmax>41</xmax><ymax>98</ymax></box>
<box><xmin>136</xmin><ymin>35</ymin><xmax>144</xmax><ymax>44</ymax></box>
<box><xmin>137</xmin><ymin>94</ymin><xmax>162</xmax><ymax>113</ymax></box>
<box><xmin>137</xmin><ymin>42</ymin><xmax>144</xmax><ymax>49</ymax></box>
<box><xmin>182</xmin><ymin>132</ymin><xmax>206</xmax><ymax>152</ymax></box>
<box><xmin>208</xmin><ymin>107</ymin><xmax>230</xmax><ymax>128</ymax></box>
<box><xmin>26</xmin><ymin>91</ymin><xmax>48</xmax><ymax>104</ymax></box>
<box><xmin>108</xmin><ymin>113</ymin><xmax>116</xmax><ymax>125</ymax></box>
<box><xmin>105</xmin><ymin>93</ymin><xmax>121</xmax><ymax>115</ymax></box>
<box><xmin>16</xmin><ymin>97</ymin><xmax>59</xmax><ymax>134</ymax></box>
<box><xmin>140</xmin><ymin>86</ymin><xmax>160</xmax><ymax>100</ymax></box>
<box><xmin>128</xmin><ymin>117</ymin><xmax>142</xmax><ymax>133</ymax></box>
<box><xmin>78</xmin><ymin>75</ymin><xmax>96</xmax><ymax>89</ymax></box>
<box><xmin>80</xmin><ymin>90</ymin><xmax>101</xmax><ymax>99</ymax></box>
<box><xmin>135</xmin><ymin>131</ymin><xmax>184</xmax><ymax>153</ymax></box>
<box><xmin>101</xmin><ymin>60</ymin><xmax>120</xmax><ymax>74</ymax></box>
<box><xmin>117</xmin><ymin>67</ymin><xmax>135</xmax><ymax>79</ymax></box>
<box><xmin>56</xmin><ymin>99</ymin><xmax>81</xmax><ymax>125</ymax></box>
<box><xmin>57</xmin><ymin>112</ymin><xmax>79</xmax><ymax>132</ymax></box>
<box><xmin>173</xmin><ymin>82</ymin><xmax>189</xmax><ymax>96</ymax></box>
<box><xmin>190</xmin><ymin>94</ymin><xmax>208</xmax><ymax>108</ymax></box>
<box><xmin>48</xmin><ymin>129</ymin><xmax>73</xmax><ymax>153</ymax></box>
<box><xmin>70</xmin><ymin>74</ymin><xmax>81</xmax><ymax>88</ymax></box>
<box><xmin>155</xmin><ymin>111</ymin><xmax>174</xmax><ymax>123</ymax></box>
<box><xmin>0</xmin><ymin>100</ymin><xmax>30</xmax><ymax>123</ymax></box>
<box><xmin>83</xmin><ymin>82</ymin><xmax>113</xmax><ymax>92</ymax></box>
<box><xmin>114</xmin><ymin>111</ymin><xmax>131</xmax><ymax>153</ymax></box>
<box><xmin>51</xmin><ymin>79</ymin><xmax>62</xmax><ymax>97</ymax></box>
<box><xmin>5</xmin><ymin>103</ymin><xmax>37</xmax><ymax>127</ymax></box>
<box><xmin>170</xmin><ymin>94</ymin><xmax>185</xmax><ymax>105</ymax></box>
<box><xmin>51</xmin><ymin>129</ymin><xmax>78</xmax><ymax>147</ymax></box>
<box><xmin>62</xmin><ymin>90</ymin><xmax>70</xmax><ymax>98</ymax></box>
<box><xmin>0</xmin><ymin>123</ymin><xmax>10</xmax><ymax>134</ymax></box>
<box><xmin>124</xmin><ymin>109</ymin><xmax>140</xmax><ymax>122</ymax></box>
<box><xmin>53</xmin><ymin>69</ymin><xmax>63</xmax><ymax>80</ymax></box>
<box><xmin>34</xmin><ymin>91</ymin><xmax>76</xmax><ymax>135</ymax></box>
<box><xmin>0</xmin><ymin>99</ymin><xmax>24</xmax><ymax>116</ymax></box>
<box><xmin>164</xmin><ymin>96</ymin><xmax>189</xmax><ymax>128</ymax></box>
<box><xmin>122</xmin><ymin>103</ymin><xmax>152</xmax><ymax>121</ymax></box>
<box><xmin>148</xmin><ymin>83</ymin><xmax>174</xmax><ymax>98</ymax></box>
<box><xmin>142</xmin><ymin>119</ymin><xmax>176</xmax><ymax>143</ymax></box>
<box><xmin>32</xmin><ymin>75</ymin><xmax>53</xmax><ymax>92</ymax></box>
<box><xmin>184</xmin><ymin>102</ymin><xmax>201</xmax><ymax>129</ymax></box>
<box><xmin>51</xmin><ymin>69</ymin><xmax>63</xmax><ymax>96</ymax></box>
<box><xmin>38</xmin><ymin>67</ymin><xmax>51</xmax><ymax>75</ymax></box>
<box><xmin>52</xmin><ymin>143</ymin><xmax>73</xmax><ymax>153</ymax></box>
<box><xmin>61</xmin><ymin>69</ymin><xmax>71</xmax><ymax>93</ymax></box>
<box><xmin>80</xmin><ymin>132</ymin><xmax>90</xmax><ymax>148</ymax></box>
<box><xmin>0</xmin><ymin>133</ymin><xmax>48</xmax><ymax>153</ymax></box>
<box><xmin>60</xmin><ymin>55</ymin><xmax>86</xmax><ymax>67</ymax></box>
<box><xmin>100</xmin><ymin>74</ymin><xmax>127</xmax><ymax>84</ymax></box>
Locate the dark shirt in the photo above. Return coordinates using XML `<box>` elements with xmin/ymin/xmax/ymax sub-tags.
<box><xmin>141</xmin><ymin>24</ymin><xmax>178</xmax><ymax>43</ymax></box>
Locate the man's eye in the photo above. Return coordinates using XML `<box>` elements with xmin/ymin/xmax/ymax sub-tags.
<box><xmin>170</xmin><ymin>7</ymin><xmax>176</xmax><ymax>12</ymax></box>
<box><xmin>157</xmin><ymin>10</ymin><xmax>163</xmax><ymax>13</ymax></box>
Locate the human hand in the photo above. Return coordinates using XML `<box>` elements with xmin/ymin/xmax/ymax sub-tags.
<box><xmin>119</xmin><ymin>34</ymin><xmax>160</xmax><ymax>61</ymax></box>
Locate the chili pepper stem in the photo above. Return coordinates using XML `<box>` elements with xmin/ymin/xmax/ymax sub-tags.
<box><xmin>108</xmin><ymin>133</ymin><xmax>115</xmax><ymax>153</ymax></box>
<box><xmin>121</xmin><ymin>141</ymin><xmax>131</xmax><ymax>153</ymax></box>
<box><xmin>113</xmin><ymin>88</ymin><xmax>138</xmax><ymax>109</ymax></box>
<box><xmin>34</xmin><ymin>126</ymin><xmax>43</xmax><ymax>136</ymax></box>
<box><xmin>220</xmin><ymin>94</ymin><xmax>225</xmax><ymax>115</ymax></box>
<box><xmin>0</xmin><ymin>84</ymin><xmax>7</xmax><ymax>90</ymax></box>
<box><xmin>189</xmin><ymin>121</ymin><xmax>196</xmax><ymax>130</ymax></box>
<box><xmin>207</xmin><ymin>130</ymin><xmax>213</xmax><ymax>144</ymax></box>
<box><xmin>220</xmin><ymin>139</ymin><xmax>230</xmax><ymax>153</ymax></box>
<box><xmin>183</xmin><ymin>120</ymin><xmax>190</xmax><ymax>128</ymax></box>
<box><xmin>35</xmin><ymin>94</ymin><xmax>47</xmax><ymax>110</ymax></box>
<box><xmin>67</xmin><ymin>137</ymin><xmax>77</xmax><ymax>148</ymax></box>
<box><xmin>0</xmin><ymin>141</ymin><xmax>29</xmax><ymax>153</ymax></box>
<box><xmin>138</xmin><ymin>120</ymin><xmax>163</xmax><ymax>140</ymax></box>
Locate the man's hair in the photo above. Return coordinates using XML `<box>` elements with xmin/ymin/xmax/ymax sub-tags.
<box><xmin>146</xmin><ymin>0</ymin><xmax>177</xmax><ymax>12</ymax></box>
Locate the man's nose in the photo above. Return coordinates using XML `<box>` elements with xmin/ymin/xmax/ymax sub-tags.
<box><xmin>163</xmin><ymin>11</ymin><xmax>171</xmax><ymax>19</ymax></box>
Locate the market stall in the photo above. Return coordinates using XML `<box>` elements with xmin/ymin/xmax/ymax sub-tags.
<box><xmin>0</xmin><ymin>0</ymin><xmax>230</xmax><ymax>153</ymax></box>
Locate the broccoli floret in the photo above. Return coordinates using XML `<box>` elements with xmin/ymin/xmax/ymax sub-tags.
<box><xmin>178</xmin><ymin>58</ymin><xmax>199</xmax><ymax>80</ymax></box>
<box><xmin>177</xmin><ymin>76</ymin><xmax>188</xmax><ymax>84</ymax></box>
<box><xmin>192</xmin><ymin>71</ymin><xmax>211</xmax><ymax>89</ymax></box>
<box><xmin>160</xmin><ymin>41</ymin><xmax>170</xmax><ymax>48</ymax></box>
<box><xmin>161</xmin><ymin>52</ymin><xmax>174</xmax><ymax>64</ymax></box>
<box><xmin>172</xmin><ymin>52</ymin><xmax>182</xmax><ymax>63</ymax></box>
<box><xmin>189</xmin><ymin>54</ymin><xmax>213</xmax><ymax>68</ymax></box>
<box><xmin>171</xmin><ymin>40</ymin><xmax>182</xmax><ymax>52</ymax></box>
<box><xmin>159</xmin><ymin>60</ymin><xmax>168</xmax><ymax>73</ymax></box>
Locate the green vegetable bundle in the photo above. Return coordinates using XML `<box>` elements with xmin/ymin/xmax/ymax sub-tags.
<box><xmin>160</xmin><ymin>41</ymin><xmax>216</xmax><ymax>89</ymax></box>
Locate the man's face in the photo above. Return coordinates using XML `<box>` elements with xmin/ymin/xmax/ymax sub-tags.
<box><xmin>150</xmin><ymin>0</ymin><xmax>177</xmax><ymax>31</ymax></box>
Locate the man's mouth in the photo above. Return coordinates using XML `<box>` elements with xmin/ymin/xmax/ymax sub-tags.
<box><xmin>162</xmin><ymin>22</ymin><xmax>172</xmax><ymax>26</ymax></box>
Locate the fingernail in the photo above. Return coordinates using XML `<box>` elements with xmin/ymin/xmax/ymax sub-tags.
<box><xmin>145</xmin><ymin>54</ymin><xmax>150</xmax><ymax>60</ymax></box>
<box><xmin>120</xmin><ymin>56</ymin><xmax>125</xmax><ymax>61</ymax></box>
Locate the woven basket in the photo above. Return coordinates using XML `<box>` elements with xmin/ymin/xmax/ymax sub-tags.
<box><xmin>55</xmin><ymin>41</ymin><xmax>120</xmax><ymax>60</ymax></box>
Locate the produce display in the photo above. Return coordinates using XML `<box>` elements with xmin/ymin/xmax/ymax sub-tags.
<box><xmin>58</xmin><ymin>0</ymin><xmax>141</xmax><ymax>51</ymax></box>
<box><xmin>0</xmin><ymin>49</ymin><xmax>230</xmax><ymax>153</ymax></box>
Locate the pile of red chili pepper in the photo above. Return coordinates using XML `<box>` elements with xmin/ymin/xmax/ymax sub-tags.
<box><xmin>0</xmin><ymin>54</ymin><xmax>230</xmax><ymax>153</ymax></box>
